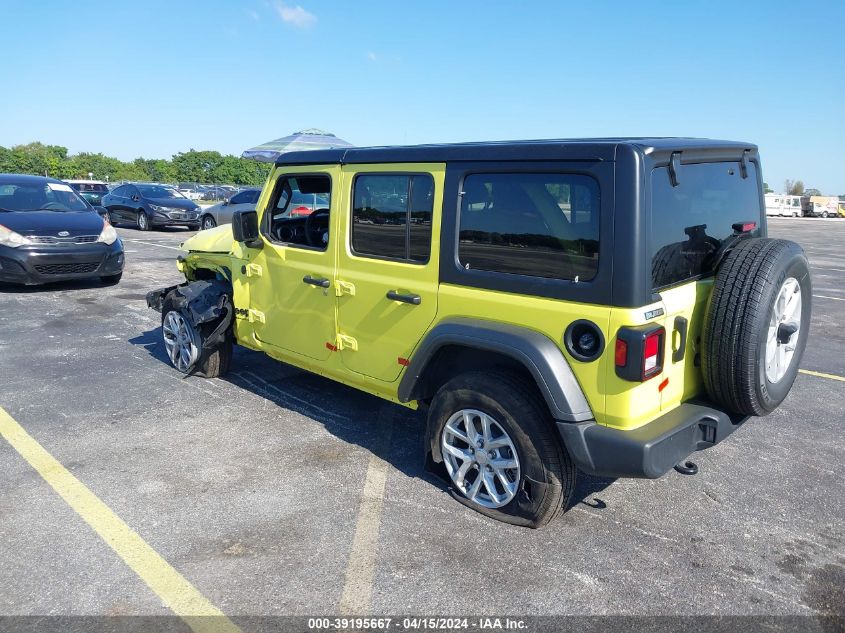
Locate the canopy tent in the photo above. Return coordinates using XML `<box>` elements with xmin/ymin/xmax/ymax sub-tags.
<box><xmin>241</xmin><ymin>128</ymin><xmax>354</xmax><ymax>163</ymax></box>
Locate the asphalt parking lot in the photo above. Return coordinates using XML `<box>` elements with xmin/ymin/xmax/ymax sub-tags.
<box><xmin>1</xmin><ymin>218</ymin><xmax>843</xmax><ymax>626</ymax></box>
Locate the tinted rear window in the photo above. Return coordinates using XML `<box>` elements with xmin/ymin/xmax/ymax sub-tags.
<box><xmin>458</xmin><ymin>173</ymin><xmax>600</xmax><ymax>281</ymax></box>
<box><xmin>650</xmin><ymin>162</ymin><xmax>762</xmax><ymax>289</ymax></box>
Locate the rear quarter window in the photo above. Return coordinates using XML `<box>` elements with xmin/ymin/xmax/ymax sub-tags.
<box><xmin>458</xmin><ymin>172</ymin><xmax>600</xmax><ymax>281</ymax></box>
<box><xmin>650</xmin><ymin>161</ymin><xmax>762</xmax><ymax>290</ymax></box>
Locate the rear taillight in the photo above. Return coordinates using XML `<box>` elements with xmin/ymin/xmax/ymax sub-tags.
<box><xmin>615</xmin><ymin>325</ymin><xmax>665</xmax><ymax>382</ymax></box>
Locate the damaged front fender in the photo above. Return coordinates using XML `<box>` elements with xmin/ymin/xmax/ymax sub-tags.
<box><xmin>146</xmin><ymin>279</ymin><xmax>233</xmax><ymax>350</ymax></box>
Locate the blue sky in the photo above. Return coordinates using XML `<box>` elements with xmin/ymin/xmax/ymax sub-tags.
<box><xmin>1</xmin><ymin>0</ymin><xmax>843</xmax><ymax>193</ymax></box>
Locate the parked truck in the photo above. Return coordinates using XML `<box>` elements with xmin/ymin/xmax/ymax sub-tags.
<box><xmin>765</xmin><ymin>193</ymin><xmax>805</xmax><ymax>217</ymax></box>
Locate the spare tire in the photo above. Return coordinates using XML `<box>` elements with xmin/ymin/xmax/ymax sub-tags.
<box><xmin>702</xmin><ymin>238</ymin><xmax>811</xmax><ymax>416</ymax></box>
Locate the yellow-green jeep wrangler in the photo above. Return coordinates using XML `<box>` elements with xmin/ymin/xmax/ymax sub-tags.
<box><xmin>147</xmin><ymin>139</ymin><xmax>811</xmax><ymax>528</ymax></box>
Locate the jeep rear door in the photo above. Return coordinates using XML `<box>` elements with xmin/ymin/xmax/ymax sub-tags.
<box><xmin>334</xmin><ymin>164</ymin><xmax>444</xmax><ymax>382</ymax></box>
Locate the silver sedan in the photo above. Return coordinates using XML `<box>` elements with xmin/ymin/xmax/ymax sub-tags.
<box><xmin>199</xmin><ymin>189</ymin><xmax>261</xmax><ymax>230</ymax></box>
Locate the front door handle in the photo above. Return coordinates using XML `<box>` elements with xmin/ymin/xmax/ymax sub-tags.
<box><xmin>386</xmin><ymin>290</ymin><xmax>421</xmax><ymax>305</ymax></box>
<box><xmin>303</xmin><ymin>275</ymin><xmax>330</xmax><ymax>288</ymax></box>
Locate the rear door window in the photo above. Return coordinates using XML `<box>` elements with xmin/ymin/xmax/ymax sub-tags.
<box><xmin>457</xmin><ymin>173</ymin><xmax>600</xmax><ymax>281</ymax></box>
<box><xmin>650</xmin><ymin>162</ymin><xmax>762</xmax><ymax>289</ymax></box>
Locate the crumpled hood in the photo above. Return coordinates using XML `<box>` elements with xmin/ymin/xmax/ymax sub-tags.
<box><xmin>182</xmin><ymin>223</ymin><xmax>235</xmax><ymax>253</ymax></box>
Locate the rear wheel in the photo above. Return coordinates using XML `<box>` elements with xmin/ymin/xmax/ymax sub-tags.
<box><xmin>161</xmin><ymin>293</ymin><xmax>232</xmax><ymax>377</ymax></box>
<box><xmin>201</xmin><ymin>215</ymin><xmax>216</xmax><ymax>230</ymax></box>
<box><xmin>429</xmin><ymin>371</ymin><xmax>575</xmax><ymax>528</ymax></box>
<box><xmin>137</xmin><ymin>210</ymin><xmax>150</xmax><ymax>231</ymax></box>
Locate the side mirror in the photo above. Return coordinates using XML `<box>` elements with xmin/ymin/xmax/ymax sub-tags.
<box><xmin>94</xmin><ymin>206</ymin><xmax>109</xmax><ymax>220</ymax></box>
<box><xmin>232</xmin><ymin>210</ymin><xmax>262</xmax><ymax>247</ymax></box>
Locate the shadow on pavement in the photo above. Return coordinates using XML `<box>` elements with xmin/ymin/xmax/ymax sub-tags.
<box><xmin>129</xmin><ymin>325</ymin><xmax>617</xmax><ymax>516</ymax></box>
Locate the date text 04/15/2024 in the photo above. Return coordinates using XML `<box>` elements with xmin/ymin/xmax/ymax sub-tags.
<box><xmin>307</xmin><ymin>618</ymin><xmax>528</xmax><ymax>630</ymax></box>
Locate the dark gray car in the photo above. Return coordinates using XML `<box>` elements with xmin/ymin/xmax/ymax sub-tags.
<box><xmin>102</xmin><ymin>183</ymin><xmax>201</xmax><ymax>231</ymax></box>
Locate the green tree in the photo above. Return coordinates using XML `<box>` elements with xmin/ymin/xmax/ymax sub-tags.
<box><xmin>172</xmin><ymin>149</ymin><xmax>224</xmax><ymax>183</ymax></box>
<box><xmin>0</xmin><ymin>140</ymin><xmax>271</xmax><ymax>187</ymax></box>
<box><xmin>133</xmin><ymin>158</ymin><xmax>176</xmax><ymax>183</ymax></box>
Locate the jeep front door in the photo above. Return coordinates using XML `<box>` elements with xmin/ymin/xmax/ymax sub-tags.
<box><xmin>334</xmin><ymin>165</ymin><xmax>443</xmax><ymax>382</ymax></box>
<box><xmin>247</xmin><ymin>169</ymin><xmax>337</xmax><ymax>362</ymax></box>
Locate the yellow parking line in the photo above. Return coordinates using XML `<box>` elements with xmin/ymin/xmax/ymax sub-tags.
<box><xmin>0</xmin><ymin>407</ymin><xmax>240</xmax><ymax>633</ymax></box>
<box><xmin>799</xmin><ymin>369</ymin><xmax>845</xmax><ymax>382</ymax></box>
<box><xmin>339</xmin><ymin>404</ymin><xmax>395</xmax><ymax>615</ymax></box>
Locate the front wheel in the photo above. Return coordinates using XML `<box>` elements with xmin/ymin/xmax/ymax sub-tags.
<box><xmin>201</xmin><ymin>215</ymin><xmax>216</xmax><ymax>230</ymax></box>
<box><xmin>429</xmin><ymin>371</ymin><xmax>575</xmax><ymax>528</ymax></box>
<box><xmin>161</xmin><ymin>294</ymin><xmax>232</xmax><ymax>377</ymax></box>
<box><xmin>137</xmin><ymin>210</ymin><xmax>150</xmax><ymax>231</ymax></box>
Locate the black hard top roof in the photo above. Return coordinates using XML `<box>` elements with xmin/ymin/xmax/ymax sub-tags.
<box><xmin>274</xmin><ymin>137</ymin><xmax>757</xmax><ymax>166</ymax></box>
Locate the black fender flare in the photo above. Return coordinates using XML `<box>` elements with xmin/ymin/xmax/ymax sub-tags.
<box><xmin>398</xmin><ymin>318</ymin><xmax>593</xmax><ymax>422</ymax></box>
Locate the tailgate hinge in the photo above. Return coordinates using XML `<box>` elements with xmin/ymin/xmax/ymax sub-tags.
<box><xmin>335</xmin><ymin>280</ymin><xmax>356</xmax><ymax>296</ymax></box>
<box><xmin>336</xmin><ymin>333</ymin><xmax>358</xmax><ymax>351</ymax></box>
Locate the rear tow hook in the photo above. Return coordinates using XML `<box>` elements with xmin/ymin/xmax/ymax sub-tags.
<box><xmin>674</xmin><ymin>460</ymin><xmax>699</xmax><ymax>475</ymax></box>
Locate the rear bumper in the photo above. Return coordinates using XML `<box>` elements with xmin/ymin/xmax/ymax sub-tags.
<box><xmin>0</xmin><ymin>241</ymin><xmax>124</xmax><ymax>285</ymax></box>
<box><xmin>557</xmin><ymin>403</ymin><xmax>749</xmax><ymax>479</ymax></box>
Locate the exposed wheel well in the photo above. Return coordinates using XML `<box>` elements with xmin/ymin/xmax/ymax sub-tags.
<box><xmin>412</xmin><ymin>345</ymin><xmax>544</xmax><ymax>409</ymax></box>
<box><xmin>189</xmin><ymin>266</ymin><xmax>230</xmax><ymax>282</ymax></box>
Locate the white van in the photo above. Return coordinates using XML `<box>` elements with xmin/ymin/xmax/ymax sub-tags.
<box><xmin>765</xmin><ymin>193</ymin><xmax>803</xmax><ymax>217</ymax></box>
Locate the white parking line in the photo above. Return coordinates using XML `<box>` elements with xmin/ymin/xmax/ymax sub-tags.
<box><xmin>812</xmin><ymin>266</ymin><xmax>845</xmax><ymax>272</ymax></box>
<box><xmin>813</xmin><ymin>294</ymin><xmax>845</xmax><ymax>302</ymax></box>
<box><xmin>123</xmin><ymin>239</ymin><xmax>184</xmax><ymax>251</ymax></box>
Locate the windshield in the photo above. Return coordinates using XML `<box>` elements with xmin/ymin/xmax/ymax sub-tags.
<box><xmin>137</xmin><ymin>185</ymin><xmax>186</xmax><ymax>199</ymax></box>
<box><xmin>0</xmin><ymin>182</ymin><xmax>90</xmax><ymax>212</ymax></box>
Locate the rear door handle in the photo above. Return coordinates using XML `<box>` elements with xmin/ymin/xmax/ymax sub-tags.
<box><xmin>386</xmin><ymin>290</ymin><xmax>421</xmax><ymax>305</ymax></box>
<box><xmin>303</xmin><ymin>275</ymin><xmax>330</xmax><ymax>288</ymax></box>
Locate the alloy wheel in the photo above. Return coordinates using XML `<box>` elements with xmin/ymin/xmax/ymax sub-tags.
<box><xmin>162</xmin><ymin>311</ymin><xmax>199</xmax><ymax>373</ymax></box>
<box><xmin>441</xmin><ymin>409</ymin><xmax>521</xmax><ymax>509</ymax></box>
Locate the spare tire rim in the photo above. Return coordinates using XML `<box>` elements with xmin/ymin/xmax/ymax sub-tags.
<box><xmin>163</xmin><ymin>311</ymin><xmax>199</xmax><ymax>373</ymax></box>
<box><xmin>441</xmin><ymin>409</ymin><xmax>520</xmax><ymax>509</ymax></box>
<box><xmin>766</xmin><ymin>277</ymin><xmax>802</xmax><ymax>383</ymax></box>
